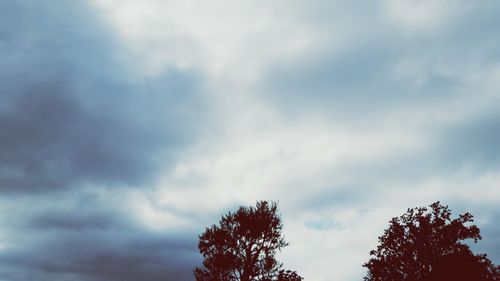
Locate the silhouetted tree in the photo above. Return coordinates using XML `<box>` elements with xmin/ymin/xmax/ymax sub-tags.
<box><xmin>363</xmin><ymin>201</ymin><xmax>499</xmax><ymax>281</ymax></box>
<box><xmin>194</xmin><ymin>201</ymin><xmax>303</xmax><ymax>281</ymax></box>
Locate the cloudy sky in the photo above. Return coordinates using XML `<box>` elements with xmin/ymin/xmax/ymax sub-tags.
<box><xmin>1</xmin><ymin>1</ymin><xmax>499</xmax><ymax>280</ymax></box>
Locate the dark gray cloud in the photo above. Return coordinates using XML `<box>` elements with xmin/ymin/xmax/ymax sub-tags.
<box><xmin>0</xmin><ymin>1</ymin><xmax>206</xmax><ymax>280</ymax></box>
<box><xmin>0</xmin><ymin>205</ymin><xmax>200</xmax><ymax>281</ymax></box>
<box><xmin>0</xmin><ymin>0</ymin><xmax>206</xmax><ymax>192</ymax></box>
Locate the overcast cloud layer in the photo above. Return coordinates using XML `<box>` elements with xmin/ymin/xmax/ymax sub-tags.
<box><xmin>1</xmin><ymin>1</ymin><xmax>499</xmax><ymax>280</ymax></box>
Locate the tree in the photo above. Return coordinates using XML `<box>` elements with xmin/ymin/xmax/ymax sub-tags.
<box><xmin>426</xmin><ymin>251</ymin><xmax>500</xmax><ymax>281</ymax></box>
<box><xmin>363</xmin><ymin>201</ymin><xmax>499</xmax><ymax>281</ymax></box>
<box><xmin>194</xmin><ymin>201</ymin><xmax>303</xmax><ymax>281</ymax></box>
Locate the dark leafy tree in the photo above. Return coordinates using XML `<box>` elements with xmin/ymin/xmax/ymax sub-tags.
<box><xmin>194</xmin><ymin>201</ymin><xmax>303</xmax><ymax>281</ymax></box>
<box><xmin>363</xmin><ymin>201</ymin><xmax>499</xmax><ymax>281</ymax></box>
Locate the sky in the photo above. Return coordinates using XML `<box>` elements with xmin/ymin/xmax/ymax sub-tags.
<box><xmin>0</xmin><ymin>1</ymin><xmax>499</xmax><ymax>280</ymax></box>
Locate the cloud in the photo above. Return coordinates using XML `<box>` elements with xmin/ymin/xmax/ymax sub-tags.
<box><xmin>1</xmin><ymin>0</ymin><xmax>500</xmax><ymax>281</ymax></box>
<box><xmin>256</xmin><ymin>1</ymin><xmax>500</xmax><ymax>122</ymax></box>
<box><xmin>0</xmin><ymin>1</ymin><xmax>206</xmax><ymax>280</ymax></box>
<box><xmin>0</xmin><ymin>0</ymin><xmax>206</xmax><ymax>192</ymax></box>
<box><xmin>439</xmin><ymin>111</ymin><xmax>500</xmax><ymax>170</ymax></box>
<box><xmin>0</xmin><ymin>211</ymin><xmax>199</xmax><ymax>281</ymax></box>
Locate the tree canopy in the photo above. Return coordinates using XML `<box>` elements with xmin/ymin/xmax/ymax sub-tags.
<box><xmin>426</xmin><ymin>250</ymin><xmax>499</xmax><ymax>281</ymax></box>
<box><xmin>363</xmin><ymin>201</ymin><xmax>499</xmax><ymax>281</ymax></box>
<box><xmin>194</xmin><ymin>201</ymin><xmax>302</xmax><ymax>281</ymax></box>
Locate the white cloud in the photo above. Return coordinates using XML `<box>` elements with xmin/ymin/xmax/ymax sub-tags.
<box><xmin>92</xmin><ymin>0</ymin><xmax>320</xmax><ymax>83</ymax></box>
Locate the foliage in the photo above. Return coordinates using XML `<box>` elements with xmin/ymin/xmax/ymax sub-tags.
<box><xmin>277</xmin><ymin>270</ymin><xmax>303</xmax><ymax>281</ymax></box>
<box><xmin>426</xmin><ymin>250</ymin><xmax>500</xmax><ymax>281</ymax></box>
<box><xmin>194</xmin><ymin>201</ymin><xmax>303</xmax><ymax>281</ymax></box>
<box><xmin>363</xmin><ymin>201</ymin><xmax>498</xmax><ymax>281</ymax></box>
